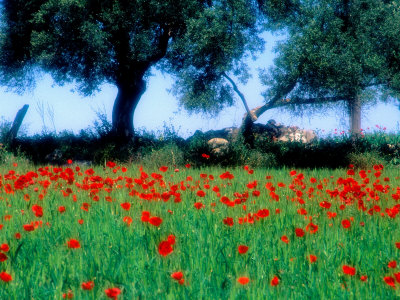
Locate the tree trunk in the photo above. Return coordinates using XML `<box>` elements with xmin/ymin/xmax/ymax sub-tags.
<box><xmin>349</xmin><ymin>94</ymin><xmax>361</xmax><ymax>135</ymax></box>
<box><xmin>112</xmin><ymin>79</ymin><xmax>146</xmax><ymax>139</ymax></box>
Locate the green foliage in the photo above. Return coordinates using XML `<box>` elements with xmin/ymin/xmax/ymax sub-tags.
<box><xmin>260</xmin><ymin>0</ymin><xmax>400</xmax><ymax>117</ymax></box>
<box><xmin>346</xmin><ymin>151</ymin><xmax>386</xmax><ymax>170</ymax></box>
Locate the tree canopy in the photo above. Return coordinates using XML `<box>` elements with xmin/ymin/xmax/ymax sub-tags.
<box><xmin>255</xmin><ymin>0</ymin><xmax>400</xmax><ymax>133</ymax></box>
<box><xmin>0</xmin><ymin>0</ymin><xmax>265</xmax><ymax>138</ymax></box>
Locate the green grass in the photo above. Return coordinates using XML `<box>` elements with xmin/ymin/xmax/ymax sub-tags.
<box><xmin>1</xmin><ymin>161</ymin><xmax>400</xmax><ymax>299</ymax></box>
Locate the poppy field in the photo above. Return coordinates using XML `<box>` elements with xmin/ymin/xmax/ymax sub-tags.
<box><xmin>1</xmin><ymin>160</ymin><xmax>400</xmax><ymax>299</ymax></box>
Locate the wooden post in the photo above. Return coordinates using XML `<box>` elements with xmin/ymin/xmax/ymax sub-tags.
<box><xmin>6</xmin><ymin>104</ymin><xmax>29</xmax><ymax>141</ymax></box>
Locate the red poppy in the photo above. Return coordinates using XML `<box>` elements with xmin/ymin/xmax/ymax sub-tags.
<box><xmin>342</xmin><ymin>265</ymin><xmax>356</xmax><ymax>276</ymax></box>
<box><xmin>308</xmin><ymin>255</ymin><xmax>317</xmax><ymax>263</ymax></box>
<box><xmin>0</xmin><ymin>271</ymin><xmax>12</xmax><ymax>282</ymax></box>
<box><xmin>120</xmin><ymin>202</ymin><xmax>131</xmax><ymax>211</ymax></box>
<box><xmin>384</xmin><ymin>276</ymin><xmax>396</xmax><ymax>288</ymax></box>
<box><xmin>81</xmin><ymin>281</ymin><xmax>95</xmax><ymax>290</ymax></box>
<box><xmin>237</xmin><ymin>277</ymin><xmax>250</xmax><ymax>285</ymax></box>
<box><xmin>196</xmin><ymin>190</ymin><xmax>206</xmax><ymax>197</ymax></box>
<box><xmin>58</xmin><ymin>206</ymin><xmax>66</xmax><ymax>213</ymax></box>
<box><xmin>295</xmin><ymin>228</ymin><xmax>305</xmax><ymax>237</ymax></box>
<box><xmin>342</xmin><ymin>219</ymin><xmax>351</xmax><ymax>229</ymax></box>
<box><xmin>141</xmin><ymin>211</ymin><xmax>150</xmax><ymax>222</ymax></box>
<box><xmin>67</xmin><ymin>159</ymin><xmax>73</xmax><ymax>164</ymax></box>
<box><xmin>32</xmin><ymin>205</ymin><xmax>43</xmax><ymax>217</ymax></box>
<box><xmin>67</xmin><ymin>239</ymin><xmax>81</xmax><ymax>249</ymax></box>
<box><xmin>106</xmin><ymin>161</ymin><xmax>116</xmax><ymax>168</ymax></box>
<box><xmin>171</xmin><ymin>271</ymin><xmax>183</xmax><ymax>281</ymax></box>
<box><xmin>0</xmin><ymin>253</ymin><xmax>7</xmax><ymax>262</ymax></box>
<box><xmin>360</xmin><ymin>275</ymin><xmax>368</xmax><ymax>282</ymax></box>
<box><xmin>201</xmin><ymin>153</ymin><xmax>210</xmax><ymax>159</ymax></box>
<box><xmin>270</xmin><ymin>276</ymin><xmax>279</xmax><ymax>286</ymax></box>
<box><xmin>223</xmin><ymin>217</ymin><xmax>234</xmax><ymax>226</ymax></box>
<box><xmin>23</xmin><ymin>224</ymin><xmax>35</xmax><ymax>232</ymax></box>
<box><xmin>396</xmin><ymin>242</ymin><xmax>400</xmax><ymax>249</ymax></box>
<box><xmin>62</xmin><ymin>291</ymin><xmax>74</xmax><ymax>299</ymax></box>
<box><xmin>185</xmin><ymin>164</ymin><xmax>191</xmax><ymax>168</ymax></box>
<box><xmin>159</xmin><ymin>166</ymin><xmax>168</xmax><ymax>172</ymax></box>
<box><xmin>306</xmin><ymin>222</ymin><xmax>319</xmax><ymax>234</ymax></box>
<box><xmin>281</xmin><ymin>235</ymin><xmax>289</xmax><ymax>244</ymax></box>
<box><xmin>238</xmin><ymin>245</ymin><xmax>249</xmax><ymax>254</ymax></box>
<box><xmin>194</xmin><ymin>202</ymin><xmax>205</xmax><ymax>209</ymax></box>
<box><xmin>149</xmin><ymin>216</ymin><xmax>163</xmax><ymax>227</ymax></box>
<box><xmin>105</xmin><ymin>287</ymin><xmax>121</xmax><ymax>298</ymax></box>
<box><xmin>167</xmin><ymin>235</ymin><xmax>176</xmax><ymax>245</ymax></box>
<box><xmin>394</xmin><ymin>272</ymin><xmax>400</xmax><ymax>283</ymax></box>
<box><xmin>319</xmin><ymin>201</ymin><xmax>332</xmax><ymax>209</ymax></box>
<box><xmin>158</xmin><ymin>241</ymin><xmax>173</xmax><ymax>257</ymax></box>
<box><xmin>0</xmin><ymin>243</ymin><xmax>9</xmax><ymax>252</ymax></box>
<box><xmin>388</xmin><ymin>260</ymin><xmax>397</xmax><ymax>268</ymax></box>
<box><xmin>123</xmin><ymin>216</ymin><xmax>132</xmax><ymax>226</ymax></box>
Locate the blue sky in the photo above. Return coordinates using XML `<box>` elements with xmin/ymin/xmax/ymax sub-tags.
<box><xmin>0</xmin><ymin>33</ymin><xmax>399</xmax><ymax>138</ymax></box>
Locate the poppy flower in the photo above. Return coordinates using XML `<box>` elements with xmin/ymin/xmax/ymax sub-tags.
<box><xmin>105</xmin><ymin>287</ymin><xmax>121</xmax><ymax>298</ymax></box>
<box><xmin>67</xmin><ymin>239</ymin><xmax>81</xmax><ymax>249</ymax></box>
<box><xmin>149</xmin><ymin>216</ymin><xmax>163</xmax><ymax>227</ymax></box>
<box><xmin>319</xmin><ymin>201</ymin><xmax>331</xmax><ymax>209</ymax></box>
<box><xmin>308</xmin><ymin>255</ymin><xmax>317</xmax><ymax>263</ymax></box>
<box><xmin>58</xmin><ymin>206</ymin><xmax>66</xmax><ymax>213</ymax></box>
<box><xmin>196</xmin><ymin>190</ymin><xmax>206</xmax><ymax>197</ymax></box>
<box><xmin>201</xmin><ymin>153</ymin><xmax>210</xmax><ymax>159</ymax></box>
<box><xmin>120</xmin><ymin>202</ymin><xmax>131</xmax><ymax>211</ymax></box>
<box><xmin>158</xmin><ymin>241</ymin><xmax>173</xmax><ymax>257</ymax></box>
<box><xmin>384</xmin><ymin>276</ymin><xmax>396</xmax><ymax>288</ymax></box>
<box><xmin>81</xmin><ymin>281</ymin><xmax>95</xmax><ymax>290</ymax></box>
<box><xmin>62</xmin><ymin>291</ymin><xmax>74</xmax><ymax>299</ymax></box>
<box><xmin>0</xmin><ymin>271</ymin><xmax>12</xmax><ymax>282</ymax></box>
<box><xmin>159</xmin><ymin>166</ymin><xmax>168</xmax><ymax>172</ymax></box>
<box><xmin>281</xmin><ymin>235</ymin><xmax>289</xmax><ymax>244</ymax></box>
<box><xmin>0</xmin><ymin>243</ymin><xmax>9</xmax><ymax>252</ymax></box>
<box><xmin>396</xmin><ymin>242</ymin><xmax>400</xmax><ymax>249</ymax></box>
<box><xmin>394</xmin><ymin>272</ymin><xmax>400</xmax><ymax>283</ymax></box>
<box><xmin>238</xmin><ymin>245</ymin><xmax>249</xmax><ymax>254</ymax></box>
<box><xmin>388</xmin><ymin>260</ymin><xmax>397</xmax><ymax>268</ymax></box>
<box><xmin>0</xmin><ymin>253</ymin><xmax>7</xmax><ymax>262</ymax></box>
<box><xmin>171</xmin><ymin>271</ymin><xmax>183</xmax><ymax>281</ymax></box>
<box><xmin>360</xmin><ymin>275</ymin><xmax>368</xmax><ymax>282</ymax></box>
<box><xmin>305</xmin><ymin>222</ymin><xmax>319</xmax><ymax>234</ymax></box>
<box><xmin>123</xmin><ymin>216</ymin><xmax>132</xmax><ymax>226</ymax></box>
<box><xmin>167</xmin><ymin>235</ymin><xmax>176</xmax><ymax>245</ymax></box>
<box><xmin>342</xmin><ymin>265</ymin><xmax>356</xmax><ymax>276</ymax></box>
<box><xmin>194</xmin><ymin>202</ymin><xmax>204</xmax><ymax>209</ymax></box>
<box><xmin>23</xmin><ymin>224</ymin><xmax>35</xmax><ymax>232</ymax></box>
<box><xmin>295</xmin><ymin>228</ymin><xmax>305</xmax><ymax>237</ymax></box>
<box><xmin>237</xmin><ymin>277</ymin><xmax>250</xmax><ymax>285</ymax></box>
<box><xmin>270</xmin><ymin>276</ymin><xmax>279</xmax><ymax>286</ymax></box>
<box><xmin>106</xmin><ymin>161</ymin><xmax>116</xmax><ymax>168</ymax></box>
<box><xmin>32</xmin><ymin>205</ymin><xmax>43</xmax><ymax>217</ymax></box>
<box><xmin>141</xmin><ymin>211</ymin><xmax>150</xmax><ymax>222</ymax></box>
<box><xmin>223</xmin><ymin>217</ymin><xmax>234</xmax><ymax>227</ymax></box>
<box><xmin>342</xmin><ymin>219</ymin><xmax>351</xmax><ymax>229</ymax></box>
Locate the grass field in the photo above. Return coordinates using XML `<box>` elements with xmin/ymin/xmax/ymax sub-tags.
<box><xmin>1</xmin><ymin>160</ymin><xmax>400</xmax><ymax>299</ymax></box>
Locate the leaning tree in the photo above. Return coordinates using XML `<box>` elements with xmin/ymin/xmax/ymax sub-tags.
<box><xmin>250</xmin><ymin>0</ymin><xmax>400</xmax><ymax>134</ymax></box>
<box><xmin>0</xmin><ymin>0</ymin><xmax>266</xmax><ymax>139</ymax></box>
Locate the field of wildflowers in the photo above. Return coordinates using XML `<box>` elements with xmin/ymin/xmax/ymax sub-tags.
<box><xmin>1</xmin><ymin>159</ymin><xmax>400</xmax><ymax>299</ymax></box>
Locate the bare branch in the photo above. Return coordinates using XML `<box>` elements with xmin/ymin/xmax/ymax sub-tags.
<box><xmin>222</xmin><ymin>72</ymin><xmax>257</xmax><ymax>121</ymax></box>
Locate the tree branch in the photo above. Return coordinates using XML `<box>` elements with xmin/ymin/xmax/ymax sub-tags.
<box><xmin>222</xmin><ymin>72</ymin><xmax>257</xmax><ymax>121</ymax></box>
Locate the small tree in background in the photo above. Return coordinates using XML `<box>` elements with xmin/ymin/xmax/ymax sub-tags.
<box><xmin>253</xmin><ymin>0</ymin><xmax>400</xmax><ymax>134</ymax></box>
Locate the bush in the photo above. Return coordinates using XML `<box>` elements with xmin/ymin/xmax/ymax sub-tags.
<box><xmin>346</xmin><ymin>151</ymin><xmax>387</xmax><ymax>169</ymax></box>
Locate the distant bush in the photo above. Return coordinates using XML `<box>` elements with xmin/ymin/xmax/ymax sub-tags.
<box><xmin>2</xmin><ymin>119</ymin><xmax>400</xmax><ymax>169</ymax></box>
